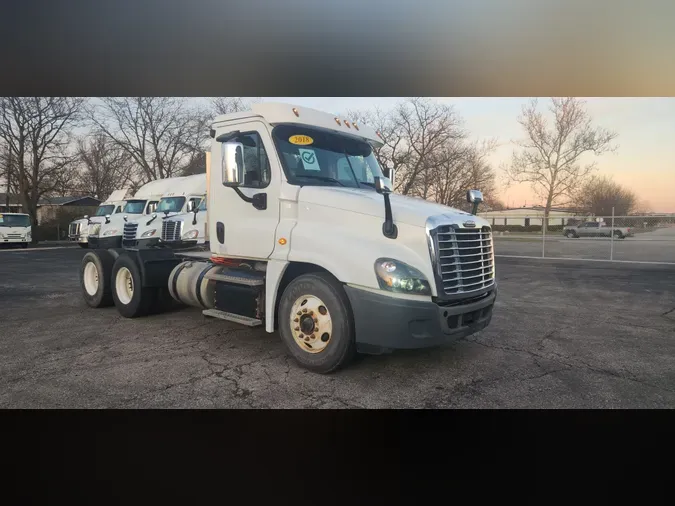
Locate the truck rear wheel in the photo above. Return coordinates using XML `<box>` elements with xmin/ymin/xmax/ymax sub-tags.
<box><xmin>80</xmin><ymin>250</ymin><xmax>116</xmax><ymax>308</ymax></box>
<box><xmin>278</xmin><ymin>272</ymin><xmax>356</xmax><ymax>374</ymax></box>
<box><xmin>111</xmin><ymin>253</ymin><xmax>155</xmax><ymax>318</ymax></box>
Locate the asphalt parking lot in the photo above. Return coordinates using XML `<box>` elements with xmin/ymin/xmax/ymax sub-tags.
<box><xmin>1</xmin><ymin>246</ymin><xmax>674</xmax><ymax>408</ymax></box>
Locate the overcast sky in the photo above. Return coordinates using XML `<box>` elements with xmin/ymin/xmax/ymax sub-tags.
<box><xmin>228</xmin><ymin>97</ymin><xmax>675</xmax><ymax>213</ymax></box>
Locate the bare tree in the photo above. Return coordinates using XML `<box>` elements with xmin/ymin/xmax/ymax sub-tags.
<box><xmin>505</xmin><ymin>97</ymin><xmax>617</xmax><ymax>231</ymax></box>
<box><xmin>574</xmin><ymin>175</ymin><xmax>637</xmax><ymax>217</ymax></box>
<box><xmin>75</xmin><ymin>133</ymin><xmax>134</xmax><ymax>200</ymax></box>
<box><xmin>0</xmin><ymin>97</ymin><xmax>84</xmax><ymax>230</ymax></box>
<box><xmin>87</xmin><ymin>97</ymin><xmax>208</xmax><ymax>183</ymax></box>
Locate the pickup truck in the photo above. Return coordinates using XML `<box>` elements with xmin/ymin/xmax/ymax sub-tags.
<box><xmin>563</xmin><ymin>221</ymin><xmax>633</xmax><ymax>239</ymax></box>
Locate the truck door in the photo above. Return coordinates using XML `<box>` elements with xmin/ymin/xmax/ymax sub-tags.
<box><xmin>210</xmin><ymin>122</ymin><xmax>281</xmax><ymax>259</ymax></box>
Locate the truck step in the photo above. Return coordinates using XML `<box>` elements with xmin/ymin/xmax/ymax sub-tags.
<box><xmin>204</xmin><ymin>268</ymin><xmax>264</xmax><ymax>286</ymax></box>
<box><xmin>202</xmin><ymin>309</ymin><xmax>263</xmax><ymax>327</ymax></box>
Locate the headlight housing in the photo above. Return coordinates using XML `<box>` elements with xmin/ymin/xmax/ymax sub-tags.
<box><xmin>89</xmin><ymin>224</ymin><xmax>101</xmax><ymax>236</ymax></box>
<box><xmin>374</xmin><ymin>258</ymin><xmax>432</xmax><ymax>296</ymax></box>
<box><xmin>102</xmin><ymin>228</ymin><xmax>119</xmax><ymax>237</ymax></box>
<box><xmin>141</xmin><ymin>229</ymin><xmax>157</xmax><ymax>238</ymax></box>
<box><xmin>181</xmin><ymin>229</ymin><xmax>199</xmax><ymax>240</ymax></box>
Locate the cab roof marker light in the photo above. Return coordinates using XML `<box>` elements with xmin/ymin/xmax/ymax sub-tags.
<box><xmin>292</xmin><ymin>108</ymin><xmax>299</xmax><ymax>117</ymax></box>
<box><xmin>353</xmin><ymin>123</ymin><xmax>359</xmax><ymax>130</ymax></box>
<box><xmin>334</xmin><ymin>117</ymin><xmax>341</xmax><ymax>126</ymax></box>
<box><xmin>344</xmin><ymin>120</ymin><xmax>351</xmax><ymax>128</ymax></box>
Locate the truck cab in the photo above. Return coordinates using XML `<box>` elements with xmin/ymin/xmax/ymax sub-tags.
<box><xmin>80</xmin><ymin>102</ymin><xmax>496</xmax><ymax>374</ymax></box>
<box><xmin>69</xmin><ymin>189</ymin><xmax>131</xmax><ymax>248</ymax></box>
<box><xmin>87</xmin><ymin>182</ymin><xmax>169</xmax><ymax>249</ymax></box>
<box><xmin>160</xmin><ymin>197</ymin><xmax>208</xmax><ymax>249</ymax></box>
<box><xmin>0</xmin><ymin>213</ymin><xmax>32</xmax><ymax>248</ymax></box>
<box><xmin>122</xmin><ymin>174</ymin><xmax>206</xmax><ymax>249</ymax></box>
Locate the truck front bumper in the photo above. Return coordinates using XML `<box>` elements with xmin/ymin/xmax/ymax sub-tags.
<box><xmin>345</xmin><ymin>285</ymin><xmax>496</xmax><ymax>354</ymax></box>
<box><xmin>88</xmin><ymin>236</ymin><xmax>122</xmax><ymax>249</ymax></box>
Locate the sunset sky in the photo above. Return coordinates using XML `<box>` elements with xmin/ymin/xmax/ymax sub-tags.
<box><xmin>255</xmin><ymin>97</ymin><xmax>675</xmax><ymax>213</ymax></box>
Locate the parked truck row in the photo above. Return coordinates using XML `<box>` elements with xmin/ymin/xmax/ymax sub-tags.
<box><xmin>76</xmin><ymin>102</ymin><xmax>497</xmax><ymax>373</ymax></box>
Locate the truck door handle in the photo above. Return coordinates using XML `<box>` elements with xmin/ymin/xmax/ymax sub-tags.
<box><xmin>216</xmin><ymin>222</ymin><xmax>225</xmax><ymax>244</ymax></box>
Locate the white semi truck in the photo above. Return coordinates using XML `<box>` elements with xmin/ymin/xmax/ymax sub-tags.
<box><xmin>68</xmin><ymin>189</ymin><xmax>132</xmax><ymax>248</ymax></box>
<box><xmin>86</xmin><ymin>179</ymin><xmax>185</xmax><ymax>249</ymax></box>
<box><xmin>79</xmin><ymin>102</ymin><xmax>496</xmax><ymax>373</ymax></box>
<box><xmin>122</xmin><ymin>174</ymin><xmax>206</xmax><ymax>249</ymax></box>
<box><xmin>160</xmin><ymin>197</ymin><xmax>208</xmax><ymax>249</ymax></box>
<box><xmin>0</xmin><ymin>213</ymin><xmax>32</xmax><ymax>248</ymax></box>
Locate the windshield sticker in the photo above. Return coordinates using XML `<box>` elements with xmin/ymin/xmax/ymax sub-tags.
<box><xmin>289</xmin><ymin>135</ymin><xmax>314</xmax><ymax>146</ymax></box>
<box><xmin>298</xmin><ymin>148</ymin><xmax>321</xmax><ymax>171</ymax></box>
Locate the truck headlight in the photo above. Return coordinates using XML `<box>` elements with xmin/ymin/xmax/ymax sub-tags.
<box><xmin>102</xmin><ymin>228</ymin><xmax>119</xmax><ymax>237</ymax></box>
<box><xmin>141</xmin><ymin>229</ymin><xmax>157</xmax><ymax>238</ymax></box>
<box><xmin>181</xmin><ymin>229</ymin><xmax>199</xmax><ymax>240</ymax></box>
<box><xmin>374</xmin><ymin>258</ymin><xmax>431</xmax><ymax>295</ymax></box>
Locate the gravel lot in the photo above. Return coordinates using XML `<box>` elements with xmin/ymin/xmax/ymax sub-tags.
<box><xmin>1</xmin><ymin>246</ymin><xmax>674</xmax><ymax>408</ymax></box>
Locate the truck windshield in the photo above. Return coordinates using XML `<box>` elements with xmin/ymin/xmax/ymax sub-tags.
<box><xmin>157</xmin><ymin>197</ymin><xmax>186</xmax><ymax>213</ymax></box>
<box><xmin>272</xmin><ymin>124</ymin><xmax>385</xmax><ymax>190</ymax></box>
<box><xmin>0</xmin><ymin>214</ymin><xmax>31</xmax><ymax>227</ymax></box>
<box><xmin>123</xmin><ymin>200</ymin><xmax>147</xmax><ymax>214</ymax></box>
<box><xmin>94</xmin><ymin>205</ymin><xmax>116</xmax><ymax>216</ymax></box>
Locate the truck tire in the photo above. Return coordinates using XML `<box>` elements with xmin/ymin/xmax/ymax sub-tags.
<box><xmin>278</xmin><ymin>272</ymin><xmax>356</xmax><ymax>374</ymax></box>
<box><xmin>80</xmin><ymin>250</ymin><xmax>116</xmax><ymax>308</ymax></box>
<box><xmin>613</xmin><ymin>230</ymin><xmax>624</xmax><ymax>239</ymax></box>
<box><xmin>110</xmin><ymin>253</ymin><xmax>155</xmax><ymax>318</ymax></box>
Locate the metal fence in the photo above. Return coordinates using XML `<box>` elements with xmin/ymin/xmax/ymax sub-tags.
<box><xmin>481</xmin><ymin>212</ymin><xmax>675</xmax><ymax>265</ymax></box>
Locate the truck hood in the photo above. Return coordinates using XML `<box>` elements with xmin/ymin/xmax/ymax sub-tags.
<box><xmin>297</xmin><ymin>186</ymin><xmax>477</xmax><ymax>228</ymax></box>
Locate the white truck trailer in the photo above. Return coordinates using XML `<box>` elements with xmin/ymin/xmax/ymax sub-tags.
<box><xmin>79</xmin><ymin>102</ymin><xmax>496</xmax><ymax>373</ymax></box>
<box><xmin>0</xmin><ymin>213</ymin><xmax>32</xmax><ymax>248</ymax></box>
<box><xmin>122</xmin><ymin>174</ymin><xmax>206</xmax><ymax>249</ymax></box>
<box><xmin>68</xmin><ymin>189</ymin><xmax>132</xmax><ymax>248</ymax></box>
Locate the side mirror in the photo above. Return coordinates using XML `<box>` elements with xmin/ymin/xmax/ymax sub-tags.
<box><xmin>221</xmin><ymin>142</ymin><xmax>245</xmax><ymax>187</ymax></box>
<box><xmin>187</xmin><ymin>201</ymin><xmax>195</xmax><ymax>213</ymax></box>
<box><xmin>467</xmin><ymin>189</ymin><xmax>483</xmax><ymax>215</ymax></box>
<box><xmin>466</xmin><ymin>189</ymin><xmax>483</xmax><ymax>204</ymax></box>
<box><xmin>374</xmin><ymin>176</ymin><xmax>392</xmax><ymax>195</ymax></box>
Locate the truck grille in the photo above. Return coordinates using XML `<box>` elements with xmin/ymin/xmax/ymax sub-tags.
<box><xmin>123</xmin><ymin>222</ymin><xmax>138</xmax><ymax>241</ymax></box>
<box><xmin>7</xmin><ymin>233</ymin><xmax>23</xmax><ymax>240</ymax></box>
<box><xmin>161</xmin><ymin>220</ymin><xmax>182</xmax><ymax>242</ymax></box>
<box><xmin>431</xmin><ymin>225</ymin><xmax>494</xmax><ymax>296</ymax></box>
<box><xmin>69</xmin><ymin>222</ymin><xmax>80</xmax><ymax>236</ymax></box>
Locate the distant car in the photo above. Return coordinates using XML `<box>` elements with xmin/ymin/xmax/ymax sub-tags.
<box><xmin>563</xmin><ymin>221</ymin><xmax>633</xmax><ymax>239</ymax></box>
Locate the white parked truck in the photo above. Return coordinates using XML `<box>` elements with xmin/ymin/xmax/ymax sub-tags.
<box><xmin>79</xmin><ymin>102</ymin><xmax>497</xmax><ymax>373</ymax></box>
<box><xmin>86</xmin><ymin>179</ymin><xmax>185</xmax><ymax>249</ymax></box>
<box><xmin>160</xmin><ymin>197</ymin><xmax>208</xmax><ymax>249</ymax></box>
<box><xmin>68</xmin><ymin>189</ymin><xmax>131</xmax><ymax>248</ymax></box>
<box><xmin>122</xmin><ymin>174</ymin><xmax>206</xmax><ymax>249</ymax></box>
<box><xmin>0</xmin><ymin>213</ymin><xmax>32</xmax><ymax>248</ymax></box>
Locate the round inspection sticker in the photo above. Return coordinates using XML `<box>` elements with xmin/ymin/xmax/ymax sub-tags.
<box><xmin>289</xmin><ymin>135</ymin><xmax>314</xmax><ymax>146</ymax></box>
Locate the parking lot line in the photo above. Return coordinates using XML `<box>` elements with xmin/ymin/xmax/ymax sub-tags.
<box><xmin>0</xmin><ymin>246</ymin><xmax>78</xmax><ymax>253</ymax></box>
<box><xmin>495</xmin><ymin>254</ymin><xmax>675</xmax><ymax>266</ymax></box>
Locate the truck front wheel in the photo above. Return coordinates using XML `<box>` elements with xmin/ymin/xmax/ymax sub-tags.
<box><xmin>80</xmin><ymin>250</ymin><xmax>116</xmax><ymax>308</ymax></box>
<box><xmin>111</xmin><ymin>253</ymin><xmax>155</xmax><ymax>318</ymax></box>
<box><xmin>278</xmin><ymin>272</ymin><xmax>356</xmax><ymax>374</ymax></box>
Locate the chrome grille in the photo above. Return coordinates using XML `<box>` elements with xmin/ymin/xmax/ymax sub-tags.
<box><xmin>7</xmin><ymin>233</ymin><xmax>23</xmax><ymax>239</ymax></box>
<box><xmin>161</xmin><ymin>220</ymin><xmax>182</xmax><ymax>242</ymax></box>
<box><xmin>123</xmin><ymin>222</ymin><xmax>138</xmax><ymax>241</ymax></box>
<box><xmin>432</xmin><ymin>225</ymin><xmax>494</xmax><ymax>296</ymax></box>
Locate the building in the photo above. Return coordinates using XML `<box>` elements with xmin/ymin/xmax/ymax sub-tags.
<box><xmin>479</xmin><ymin>206</ymin><xmax>585</xmax><ymax>228</ymax></box>
<box><xmin>0</xmin><ymin>194</ymin><xmax>101</xmax><ymax>222</ymax></box>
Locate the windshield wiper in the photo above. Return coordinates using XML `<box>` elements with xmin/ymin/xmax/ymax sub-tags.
<box><xmin>294</xmin><ymin>174</ymin><xmax>345</xmax><ymax>187</ymax></box>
